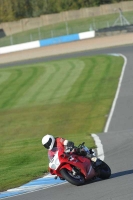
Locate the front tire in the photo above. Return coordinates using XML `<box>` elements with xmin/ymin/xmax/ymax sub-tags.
<box><xmin>97</xmin><ymin>161</ymin><xmax>111</xmax><ymax>180</ymax></box>
<box><xmin>60</xmin><ymin>168</ymin><xmax>85</xmax><ymax>186</ymax></box>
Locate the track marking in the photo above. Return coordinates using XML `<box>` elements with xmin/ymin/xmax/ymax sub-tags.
<box><xmin>91</xmin><ymin>133</ymin><xmax>104</xmax><ymax>161</ymax></box>
<box><xmin>104</xmin><ymin>54</ymin><xmax>127</xmax><ymax>133</ymax></box>
<box><xmin>91</xmin><ymin>54</ymin><xmax>127</xmax><ymax>162</ymax></box>
<box><xmin>0</xmin><ymin>174</ymin><xmax>67</xmax><ymax>199</ymax></box>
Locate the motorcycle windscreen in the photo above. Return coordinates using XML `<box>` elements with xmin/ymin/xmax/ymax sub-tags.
<box><xmin>48</xmin><ymin>147</ymin><xmax>64</xmax><ymax>161</ymax></box>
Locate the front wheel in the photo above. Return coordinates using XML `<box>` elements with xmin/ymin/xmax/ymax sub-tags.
<box><xmin>97</xmin><ymin>161</ymin><xmax>111</xmax><ymax>180</ymax></box>
<box><xmin>60</xmin><ymin>168</ymin><xmax>85</xmax><ymax>186</ymax></box>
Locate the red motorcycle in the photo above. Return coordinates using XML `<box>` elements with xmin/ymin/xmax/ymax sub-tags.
<box><xmin>49</xmin><ymin>142</ymin><xmax>111</xmax><ymax>186</ymax></box>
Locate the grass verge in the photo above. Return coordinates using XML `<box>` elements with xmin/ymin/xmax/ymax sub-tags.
<box><xmin>0</xmin><ymin>55</ymin><xmax>123</xmax><ymax>191</ymax></box>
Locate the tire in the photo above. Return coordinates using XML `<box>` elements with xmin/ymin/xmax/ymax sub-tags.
<box><xmin>97</xmin><ymin>161</ymin><xmax>111</xmax><ymax>180</ymax></box>
<box><xmin>60</xmin><ymin>168</ymin><xmax>85</xmax><ymax>186</ymax></box>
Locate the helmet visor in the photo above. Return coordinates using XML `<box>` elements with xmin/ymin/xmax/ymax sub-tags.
<box><xmin>43</xmin><ymin>138</ymin><xmax>52</xmax><ymax>149</ymax></box>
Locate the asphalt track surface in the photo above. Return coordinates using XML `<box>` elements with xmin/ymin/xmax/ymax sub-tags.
<box><xmin>0</xmin><ymin>44</ymin><xmax>133</xmax><ymax>200</ymax></box>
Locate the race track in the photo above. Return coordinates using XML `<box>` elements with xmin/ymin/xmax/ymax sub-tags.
<box><xmin>0</xmin><ymin>44</ymin><xmax>133</xmax><ymax>200</ymax></box>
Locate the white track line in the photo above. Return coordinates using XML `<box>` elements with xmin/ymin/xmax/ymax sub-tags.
<box><xmin>91</xmin><ymin>54</ymin><xmax>127</xmax><ymax>161</ymax></box>
<box><xmin>104</xmin><ymin>54</ymin><xmax>127</xmax><ymax>133</ymax></box>
<box><xmin>91</xmin><ymin>133</ymin><xmax>104</xmax><ymax>161</ymax></box>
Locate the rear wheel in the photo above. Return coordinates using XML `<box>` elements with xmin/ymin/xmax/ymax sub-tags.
<box><xmin>60</xmin><ymin>168</ymin><xmax>85</xmax><ymax>186</ymax></box>
<box><xmin>97</xmin><ymin>161</ymin><xmax>111</xmax><ymax>179</ymax></box>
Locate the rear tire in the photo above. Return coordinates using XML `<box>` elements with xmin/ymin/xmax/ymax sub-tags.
<box><xmin>97</xmin><ymin>161</ymin><xmax>111</xmax><ymax>180</ymax></box>
<box><xmin>60</xmin><ymin>168</ymin><xmax>85</xmax><ymax>186</ymax></box>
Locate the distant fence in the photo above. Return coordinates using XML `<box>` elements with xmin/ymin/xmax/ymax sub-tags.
<box><xmin>0</xmin><ymin>31</ymin><xmax>95</xmax><ymax>54</ymax></box>
<box><xmin>0</xmin><ymin>1</ymin><xmax>133</xmax><ymax>36</ymax></box>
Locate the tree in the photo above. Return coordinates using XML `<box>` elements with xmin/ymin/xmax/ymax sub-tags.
<box><xmin>0</xmin><ymin>0</ymin><xmax>14</xmax><ymax>22</ymax></box>
<box><xmin>0</xmin><ymin>0</ymin><xmax>132</xmax><ymax>22</ymax></box>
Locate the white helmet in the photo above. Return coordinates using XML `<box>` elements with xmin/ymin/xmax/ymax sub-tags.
<box><xmin>42</xmin><ymin>134</ymin><xmax>55</xmax><ymax>150</ymax></box>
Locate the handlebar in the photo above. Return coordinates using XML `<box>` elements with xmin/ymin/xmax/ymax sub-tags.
<box><xmin>77</xmin><ymin>142</ymin><xmax>85</xmax><ymax>148</ymax></box>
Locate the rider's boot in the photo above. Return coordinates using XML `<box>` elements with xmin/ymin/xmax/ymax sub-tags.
<box><xmin>59</xmin><ymin>176</ymin><xmax>65</xmax><ymax>180</ymax></box>
<box><xmin>91</xmin><ymin>157</ymin><xmax>103</xmax><ymax>169</ymax></box>
<box><xmin>55</xmin><ymin>176</ymin><xmax>65</xmax><ymax>180</ymax></box>
<box><xmin>85</xmin><ymin>152</ymin><xmax>102</xmax><ymax>169</ymax></box>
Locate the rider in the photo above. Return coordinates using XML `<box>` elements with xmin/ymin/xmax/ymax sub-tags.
<box><xmin>42</xmin><ymin>134</ymin><xmax>102</xmax><ymax>169</ymax></box>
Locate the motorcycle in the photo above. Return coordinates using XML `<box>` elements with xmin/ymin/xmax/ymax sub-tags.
<box><xmin>48</xmin><ymin>142</ymin><xmax>111</xmax><ymax>186</ymax></box>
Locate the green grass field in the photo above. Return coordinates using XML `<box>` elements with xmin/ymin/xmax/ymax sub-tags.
<box><xmin>0</xmin><ymin>55</ymin><xmax>124</xmax><ymax>191</ymax></box>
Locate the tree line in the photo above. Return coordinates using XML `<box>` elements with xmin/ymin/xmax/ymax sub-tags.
<box><xmin>0</xmin><ymin>0</ymin><xmax>132</xmax><ymax>22</ymax></box>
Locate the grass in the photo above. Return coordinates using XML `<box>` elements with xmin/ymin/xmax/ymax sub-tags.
<box><xmin>0</xmin><ymin>10</ymin><xmax>133</xmax><ymax>47</ymax></box>
<box><xmin>0</xmin><ymin>55</ymin><xmax>124</xmax><ymax>191</ymax></box>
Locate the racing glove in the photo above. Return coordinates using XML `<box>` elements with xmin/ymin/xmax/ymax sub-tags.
<box><xmin>74</xmin><ymin>147</ymin><xmax>87</xmax><ymax>156</ymax></box>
